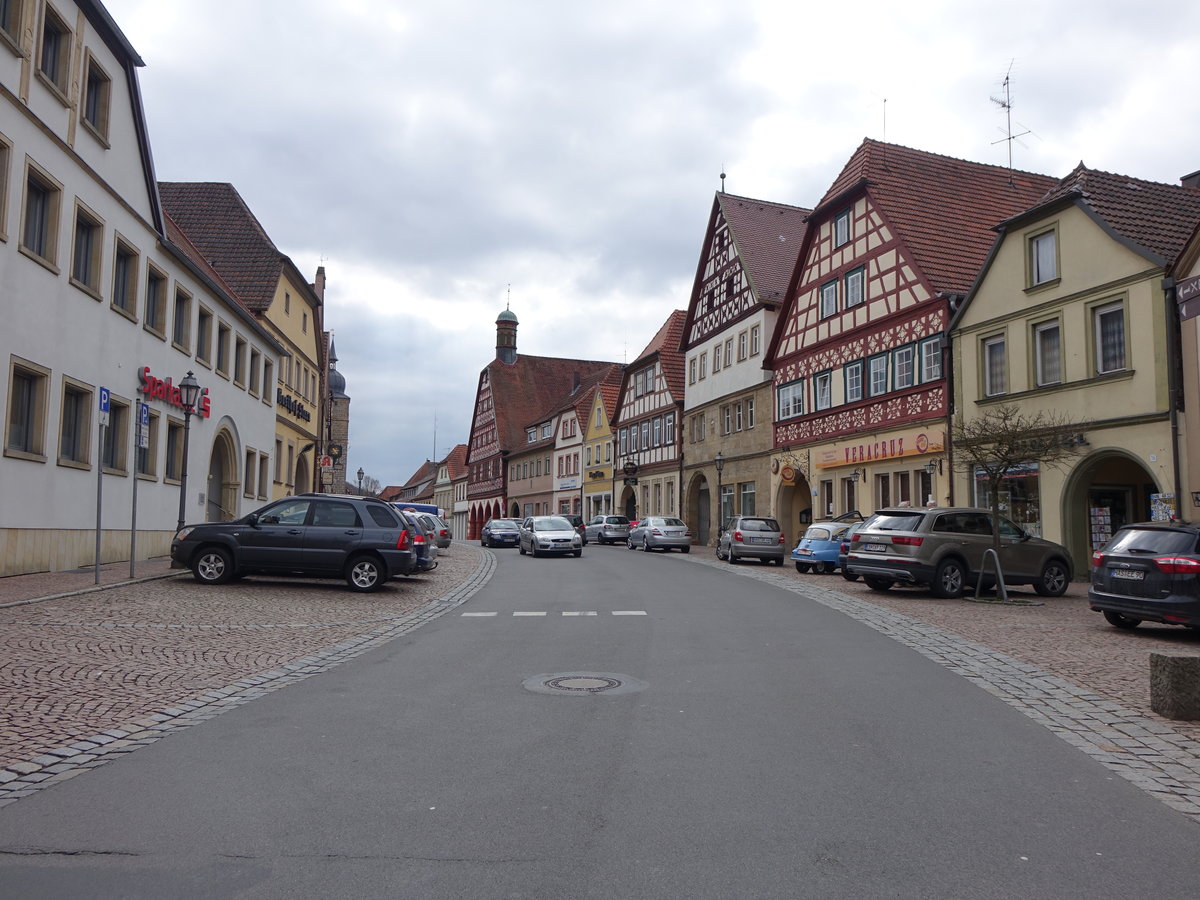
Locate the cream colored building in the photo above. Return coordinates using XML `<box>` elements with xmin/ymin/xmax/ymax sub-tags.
<box><xmin>950</xmin><ymin>165</ymin><xmax>1200</xmax><ymax>568</ymax></box>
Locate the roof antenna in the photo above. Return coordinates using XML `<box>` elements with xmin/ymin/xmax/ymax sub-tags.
<box><xmin>991</xmin><ymin>60</ymin><xmax>1031</xmax><ymax>175</ymax></box>
<box><xmin>719</xmin><ymin>166</ymin><xmax>726</xmax><ymax>193</ymax></box>
<box><xmin>506</xmin><ymin>283</ymin><xmax>511</xmax><ymax>311</ymax></box>
<box><xmin>882</xmin><ymin>97</ymin><xmax>887</xmax><ymax>142</ymax></box>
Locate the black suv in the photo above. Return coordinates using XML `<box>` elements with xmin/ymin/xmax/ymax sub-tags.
<box><xmin>171</xmin><ymin>494</ymin><xmax>416</xmax><ymax>592</ymax></box>
<box><xmin>1090</xmin><ymin>521</ymin><xmax>1200</xmax><ymax>629</ymax></box>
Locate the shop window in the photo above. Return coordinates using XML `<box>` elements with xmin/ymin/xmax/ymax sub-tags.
<box><xmin>101</xmin><ymin>396</ymin><xmax>129</xmax><ymax>472</ymax></box>
<box><xmin>738</xmin><ymin>482</ymin><xmax>756</xmax><ymax>516</ymax></box>
<box><xmin>165</xmin><ymin>418</ymin><xmax>183</xmax><ymax>481</ymax></box>
<box><xmin>138</xmin><ymin>410</ymin><xmax>159</xmax><ymax>477</ymax></box>
<box><xmin>974</xmin><ymin>463</ymin><xmax>1042</xmax><ymax>536</ymax></box>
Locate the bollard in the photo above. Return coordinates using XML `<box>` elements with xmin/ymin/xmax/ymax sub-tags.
<box><xmin>1150</xmin><ymin>653</ymin><xmax>1200</xmax><ymax>721</ymax></box>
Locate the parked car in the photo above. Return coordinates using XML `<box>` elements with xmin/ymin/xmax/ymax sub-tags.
<box><xmin>414</xmin><ymin>512</ymin><xmax>452</xmax><ymax>549</ymax></box>
<box><xmin>395</xmin><ymin>508</ymin><xmax>438</xmax><ymax>572</ymax></box>
<box><xmin>1089</xmin><ymin>521</ymin><xmax>1200</xmax><ymax>630</ymax></box>
<box><xmin>792</xmin><ymin>520</ymin><xmax>858</xmax><ymax>573</ymax></box>
<box><xmin>481</xmin><ymin>518</ymin><xmax>522</xmax><ymax>548</ymax></box>
<box><xmin>845</xmin><ymin>506</ymin><xmax>1073</xmax><ymax>598</ymax></box>
<box><xmin>564</xmin><ymin>514</ymin><xmax>589</xmax><ymax>545</ymax></box>
<box><xmin>584</xmin><ymin>514</ymin><xmax>631</xmax><ymax>544</ymax></box>
<box><xmin>717</xmin><ymin>516</ymin><xmax>786</xmax><ymax>566</ymax></box>
<box><xmin>171</xmin><ymin>494</ymin><xmax>416</xmax><ymax>592</ymax></box>
<box><xmin>837</xmin><ymin>522</ymin><xmax>866</xmax><ymax>581</ymax></box>
<box><xmin>518</xmin><ymin>515</ymin><xmax>583</xmax><ymax>557</ymax></box>
<box><xmin>628</xmin><ymin>516</ymin><xmax>692</xmax><ymax>552</ymax></box>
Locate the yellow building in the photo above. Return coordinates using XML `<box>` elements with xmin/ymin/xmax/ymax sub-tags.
<box><xmin>583</xmin><ymin>375</ymin><xmax>622</xmax><ymax>518</ymax></box>
<box><xmin>160</xmin><ymin>183</ymin><xmax>327</xmax><ymax>502</ymax></box>
<box><xmin>950</xmin><ymin>165</ymin><xmax>1200</xmax><ymax>567</ymax></box>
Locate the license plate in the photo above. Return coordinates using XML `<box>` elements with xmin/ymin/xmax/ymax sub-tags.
<box><xmin>749</xmin><ymin>537</ymin><xmax>771</xmax><ymax>544</ymax></box>
<box><xmin>863</xmin><ymin>543</ymin><xmax>887</xmax><ymax>552</ymax></box>
<box><xmin>796</xmin><ymin>548</ymin><xmax>813</xmax><ymax>556</ymax></box>
<box><xmin>1110</xmin><ymin>568</ymin><xmax>1145</xmax><ymax>581</ymax></box>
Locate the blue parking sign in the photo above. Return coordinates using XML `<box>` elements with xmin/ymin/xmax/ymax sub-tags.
<box><xmin>99</xmin><ymin>387</ymin><xmax>110</xmax><ymax>412</ymax></box>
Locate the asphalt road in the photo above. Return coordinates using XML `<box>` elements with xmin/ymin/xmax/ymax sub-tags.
<box><xmin>1</xmin><ymin>544</ymin><xmax>1197</xmax><ymax>899</ymax></box>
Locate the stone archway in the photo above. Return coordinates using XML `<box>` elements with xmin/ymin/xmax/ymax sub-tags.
<box><xmin>294</xmin><ymin>454</ymin><xmax>311</xmax><ymax>497</ymax></box>
<box><xmin>1061</xmin><ymin>448</ymin><xmax>1161</xmax><ymax>573</ymax></box>
<box><xmin>685</xmin><ymin>472</ymin><xmax>712</xmax><ymax>546</ymax></box>
<box><xmin>206</xmin><ymin>428</ymin><xmax>239</xmax><ymax>521</ymax></box>
<box><xmin>620</xmin><ymin>485</ymin><xmax>637</xmax><ymax>521</ymax></box>
<box><xmin>774</xmin><ymin>476</ymin><xmax>812</xmax><ymax>547</ymax></box>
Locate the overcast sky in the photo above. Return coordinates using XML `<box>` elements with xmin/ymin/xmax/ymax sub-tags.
<box><xmin>104</xmin><ymin>0</ymin><xmax>1200</xmax><ymax>489</ymax></box>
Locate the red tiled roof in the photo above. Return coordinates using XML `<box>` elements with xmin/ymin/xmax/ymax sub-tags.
<box><xmin>815</xmin><ymin>140</ymin><xmax>1057</xmax><ymax>296</ymax></box>
<box><xmin>400</xmin><ymin>459</ymin><xmax>437</xmax><ymax>493</ymax></box>
<box><xmin>629</xmin><ymin>309</ymin><xmax>687</xmax><ymax>404</ymax></box>
<box><xmin>444</xmin><ymin>444</ymin><xmax>469</xmax><ymax>480</ymax></box>
<box><xmin>1027</xmin><ymin>164</ymin><xmax>1200</xmax><ymax>265</ymax></box>
<box><xmin>718</xmin><ymin>193</ymin><xmax>811</xmax><ymax>304</ymax></box>
<box><xmin>158</xmin><ymin>182</ymin><xmax>286</xmax><ymax>312</ymax></box>
<box><xmin>485</xmin><ymin>355</ymin><xmax>619</xmax><ymax>454</ymax></box>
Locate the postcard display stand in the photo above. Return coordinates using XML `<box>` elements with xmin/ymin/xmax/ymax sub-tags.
<box><xmin>1090</xmin><ymin>507</ymin><xmax>1112</xmax><ymax>551</ymax></box>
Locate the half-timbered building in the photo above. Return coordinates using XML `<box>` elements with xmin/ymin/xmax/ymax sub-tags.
<box><xmin>583</xmin><ymin>371</ymin><xmax>623</xmax><ymax>519</ymax></box>
<box><xmin>613</xmin><ymin>310</ymin><xmax>687</xmax><ymax>523</ymax></box>
<box><xmin>465</xmin><ymin>309</ymin><xmax>616</xmax><ymax>536</ymax></box>
<box><xmin>679</xmin><ymin>193</ymin><xmax>810</xmax><ymax>545</ymax></box>
<box><xmin>766</xmin><ymin>141</ymin><xmax>1056</xmax><ymax>539</ymax></box>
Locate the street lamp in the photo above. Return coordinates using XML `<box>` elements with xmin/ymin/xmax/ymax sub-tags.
<box><xmin>175</xmin><ymin>371</ymin><xmax>201</xmax><ymax>532</ymax></box>
<box><xmin>357</xmin><ymin>467</ymin><xmax>365</xmax><ymax>494</ymax></box>
<box><xmin>714</xmin><ymin>451</ymin><xmax>725</xmax><ymax>530</ymax></box>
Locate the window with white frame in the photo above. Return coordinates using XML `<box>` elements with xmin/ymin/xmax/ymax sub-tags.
<box><xmin>750</xmin><ymin>325</ymin><xmax>761</xmax><ymax>356</ymax></box>
<box><xmin>778</xmin><ymin>380</ymin><xmax>804</xmax><ymax>419</ymax></box>
<box><xmin>1029</xmin><ymin>229</ymin><xmax>1058</xmax><ymax>286</ymax></box>
<box><xmin>834</xmin><ymin>209</ymin><xmax>851</xmax><ymax>247</ymax></box>
<box><xmin>746</xmin><ymin>397</ymin><xmax>755</xmax><ymax>428</ymax></box>
<box><xmin>526</xmin><ymin>427</ymin><xmax>536</xmax><ymax>443</ymax></box>
<box><xmin>738</xmin><ymin>481</ymin><xmax>756</xmax><ymax>515</ymax></box>
<box><xmin>1034</xmin><ymin>320</ymin><xmax>1061</xmax><ymax>386</ymax></box>
<box><xmin>815</xmin><ymin>371</ymin><xmax>832</xmax><ymax>410</ymax></box>
<box><xmin>845</xmin><ymin>361</ymin><xmax>863</xmax><ymax>403</ymax></box>
<box><xmin>724</xmin><ymin>338</ymin><xmax>733</xmax><ymax>367</ymax></box>
<box><xmin>738</xmin><ymin>330</ymin><xmax>748</xmax><ymax>361</ymax></box>
<box><xmin>893</xmin><ymin>345</ymin><xmax>915</xmax><ymax>389</ymax></box>
<box><xmin>619</xmin><ymin>426</ymin><xmax>629</xmax><ymax>455</ymax></box>
<box><xmin>541</xmin><ymin>423</ymin><xmax>552</xmax><ymax>439</ymax></box>
<box><xmin>722</xmin><ymin>404</ymin><xmax>731</xmax><ymax>435</ymax></box>
<box><xmin>689</xmin><ymin>357</ymin><xmax>697</xmax><ymax>384</ymax></box>
<box><xmin>983</xmin><ymin>335</ymin><xmax>1007</xmax><ymax>396</ymax></box>
<box><xmin>735</xmin><ymin>401</ymin><xmax>744</xmax><ymax>431</ymax></box>
<box><xmin>868</xmin><ymin>355</ymin><xmax>888</xmax><ymax>397</ymax></box>
<box><xmin>920</xmin><ymin>336</ymin><xmax>942</xmax><ymax>382</ymax></box>
<box><xmin>639</xmin><ymin>421</ymin><xmax>650</xmax><ymax>449</ymax></box>
<box><xmin>820</xmin><ymin>280</ymin><xmax>838</xmax><ymax>318</ymax></box>
<box><xmin>713</xmin><ymin>342</ymin><xmax>723</xmax><ymax>373</ymax></box>
<box><xmin>652</xmin><ymin>416</ymin><xmax>662</xmax><ymax>446</ymax></box>
<box><xmin>845</xmin><ymin>267</ymin><xmax>865</xmax><ymax>307</ymax></box>
<box><xmin>664</xmin><ymin>413</ymin><xmax>675</xmax><ymax>445</ymax></box>
<box><xmin>1094</xmin><ymin>301</ymin><xmax>1126</xmax><ymax>374</ymax></box>
<box><xmin>699</xmin><ymin>352</ymin><xmax>707</xmax><ymax>379</ymax></box>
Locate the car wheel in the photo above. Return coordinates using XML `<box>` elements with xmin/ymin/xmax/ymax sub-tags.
<box><xmin>531</xmin><ymin>545</ymin><xmax>541</xmax><ymax>558</ymax></box>
<box><xmin>841</xmin><ymin>570</ymin><xmax>859</xmax><ymax>582</ymax></box>
<box><xmin>931</xmin><ymin>558</ymin><xmax>966</xmax><ymax>599</ymax></box>
<box><xmin>728</xmin><ymin>549</ymin><xmax>739</xmax><ymax>565</ymax></box>
<box><xmin>627</xmin><ymin>538</ymin><xmax>636</xmax><ymax>550</ymax></box>
<box><xmin>820</xmin><ymin>561</ymin><xmax>836</xmax><ymax>574</ymax></box>
<box><xmin>1033</xmin><ymin>559</ymin><xmax>1070</xmax><ymax>597</ymax></box>
<box><xmin>1103</xmin><ymin>610</ymin><xmax>1142</xmax><ymax>630</ymax></box>
<box><xmin>519</xmin><ymin>543</ymin><xmax>526</xmax><ymax>555</ymax></box>
<box><xmin>346</xmin><ymin>554</ymin><xmax>384</xmax><ymax>592</ymax></box>
<box><xmin>682</xmin><ymin>546</ymin><xmax>690</xmax><ymax>554</ymax></box>
<box><xmin>795</xmin><ymin>561</ymin><xmax>810</xmax><ymax>573</ymax></box>
<box><xmin>773</xmin><ymin>557</ymin><xmax>784</xmax><ymax>567</ymax></box>
<box><xmin>573</xmin><ymin>549</ymin><xmax>582</xmax><ymax>558</ymax></box>
<box><xmin>192</xmin><ymin>547</ymin><xmax>234</xmax><ymax>585</ymax></box>
<box><xmin>642</xmin><ymin>538</ymin><xmax>651</xmax><ymax>552</ymax></box>
<box><xmin>863</xmin><ymin>575</ymin><xmax>893</xmax><ymax>592</ymax></box>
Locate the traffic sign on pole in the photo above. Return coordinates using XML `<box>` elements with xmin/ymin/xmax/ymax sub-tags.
<box><xmin>98</xmin><ymin>387</ymin><xmax>110</xmax><ymax>427</ymax></box>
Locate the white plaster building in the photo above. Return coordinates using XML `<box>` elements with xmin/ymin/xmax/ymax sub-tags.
<box><xmin>0</xmin><ymin>1</ymin><xmax>281</xmax><ymax>575</ymax></box>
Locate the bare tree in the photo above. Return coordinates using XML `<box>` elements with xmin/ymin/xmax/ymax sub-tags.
<box><xmin>951</xmin><ymin>403</ymin><xmax>1088</xmax><ymax>560</ymax></box>
<box><xmin>361</xmin><ymin>474</ymin><xmax>381</xmax><ymax>497</ymax></box>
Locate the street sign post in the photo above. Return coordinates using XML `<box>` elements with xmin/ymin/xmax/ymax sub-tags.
<box><xmin>95</xmin><ymin>388</ymin><xmax>109</xmax><ymax>584</ymax></box>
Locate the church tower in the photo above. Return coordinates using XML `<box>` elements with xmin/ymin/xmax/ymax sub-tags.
<box><xmin>496</xmin><ymin>307</ymin><xmax>518</xmax><ymax>364</ymax></box>
<box><xmin>327</xmin><ymin>337</ymin><xmax>351</xmax><ymax>492</ymax></box>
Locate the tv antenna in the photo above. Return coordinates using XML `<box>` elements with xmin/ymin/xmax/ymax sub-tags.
<box><xmin>990</xmin><ymin>61</ymin><xmax>1032</xmax><ymax>172</ymax></box>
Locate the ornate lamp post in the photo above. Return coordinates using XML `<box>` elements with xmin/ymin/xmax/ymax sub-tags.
<box><xmin>357</xmin><ymin>467</ymin><xmax>365</xmax><ymax>494</ymax></box>
<box><xmin>175</xmin><ymin>371</ymin><xmax>201</xmax><ymax>532</ymax></box>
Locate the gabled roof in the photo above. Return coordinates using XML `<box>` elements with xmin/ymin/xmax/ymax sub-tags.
<box><xmin>396</xmin><ymin>459</ymin><xmax>438</xmax><ymax>502</ymax></box>
<box><xmin>1014</xmin><ymin>164</ymin><xmax>1200</xmax><ymax>266</ymax></box>
<box><xmin>812</xmin><ymin>139</ymin><xmax>1058</xmax><ymax>296</ymax></box>
<box><xmin>624</xmin><ymin>310</ymin><xmax>687</xmax><ymax>409</ymax></box>
<box><xmin>538</xmin><ymin>364</ymin><xmax>625</xmax><ymax>431</ymax></box>
<box><xmin>482</xmin><ymin>355</ymin><xmax>619</xmax><ymax>455</ymax></box>
<box><xmin>717</xmin><ymin>193</ymin><xmax>811</xmax><ymax>305</ymax></box>
<box><xmin>444</xmin><ymin>444</ymin><xmax>470</xmax><ymax>481</ymax></box>
<box><xmin>158</xmin><ymin>182</ymin><xmax>291</xmax><ymax>312</ymax></box>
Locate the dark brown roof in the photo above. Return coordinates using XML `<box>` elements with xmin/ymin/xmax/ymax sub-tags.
<box><xmin>814</xmin><ymin>140</ymin><xmax>1057</xmax><ymax>296</ymax></box>
<box><xmin>444</xmin><ymin>444</ymin><xmax>470</xmax><ymax>480</ymax></box>
<box><xmin>1024</xmin><ymin>164</ymin><xmax>1200</xmax><ymax>266</ymax></box>
<box><xmin>158</xmin><ymin>182</ymin><xmax>287</xmax><ymax>312</ymax></box>
<box><xmin>485</xmin><ymin>355</ymin><xmax>619</xmax><ymax>454</ymax></box>
<box><xmin>718</xmin><ymin>193</ymin><xmax>811</xmax><ymax>304</ymax></box>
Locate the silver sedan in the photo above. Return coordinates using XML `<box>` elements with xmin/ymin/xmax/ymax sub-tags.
<box><xmin>628</xmin><ymin>517</ymin><xmax>692</xmax><ymax>553</ymax></box>
<box><xmin>518</xmin><ymin>516</ymin><xmax>583</xmax><ymax>558</ymax></box>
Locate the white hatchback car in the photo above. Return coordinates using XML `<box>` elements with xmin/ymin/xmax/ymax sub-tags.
<box><xmin>519</xmin><ymin>516</ymin><xmax>583</xmax><ymax>558</ymax></box>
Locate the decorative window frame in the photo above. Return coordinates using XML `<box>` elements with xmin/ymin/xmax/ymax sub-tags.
<box><xmin>814</xmin><ymin>370</ymin><xmax>832</xmax><ymax>411</ymax></box>
<box><xmin>833</xmin><ymin>209</ymin><xmax>851</xmax><ymax>247</ymax></box>
<box><xmin>777</xmin><ymin>379</ymin><xmax>805</xmax><ymax>420</ymax></box>
<box><xmin>819</xmin><ymin>280</ymin><xmax>838</xmax><ymax>319</ymax></box>
<box><xmin>867</xmin><ymin>353</ymin><xmax>888</xmax><ymax>397</ymax></box>
<box><xmin>844</xmin><ymin>360</ymin><xmax>863</xmax><ymax>403</ymax></box>
<box><xmin>844</xmin><ymin>266</ymin><xmax>865</xmax><ymax>308</ymax></box>
<box><xmin>892</xmin><ymin>344</ymin><xmax>915</xmax><ymax>390</ymax></box>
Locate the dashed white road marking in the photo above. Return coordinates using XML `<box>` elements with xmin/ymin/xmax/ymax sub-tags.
<box><xmin>460</xmin><ymin>612</ymin><xmax>498</xmax><ymax>617</ymax></box>
<box><xmin>562</xmin><ymin>611</ymin><xmax>598</xmax><ymax>616</ymax></box>
<box><xmin>612</xmin><ymin>610</ymin><xmax>648</xmax><ymax>616</ymax></box>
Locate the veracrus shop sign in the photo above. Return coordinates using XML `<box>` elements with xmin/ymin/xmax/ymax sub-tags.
<box><xmin>814</xmin><ymin>428</ymin><xmax>944</xmax><ymax>470</ymax></box>
<box><xmin>138</xmin><ymin>366</ymin><xmax>212</xmax><ymax>418</ymax></box>
<box><xmin>277</xmin><ymin>388</ymin><xmax>312</xmax><ymax>422</ymax></box>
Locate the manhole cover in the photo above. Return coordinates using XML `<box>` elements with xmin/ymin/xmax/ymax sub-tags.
<box><xmin>523</xmin><ymin>672</ymin><xmax>647</xmax><ymax>696</ymax></box>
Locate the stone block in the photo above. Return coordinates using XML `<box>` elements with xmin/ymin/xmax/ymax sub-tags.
<box><xmin>1150</xmin><ymin>653</ymin><xmax>1200</xmax><ymax>721</ymax></box>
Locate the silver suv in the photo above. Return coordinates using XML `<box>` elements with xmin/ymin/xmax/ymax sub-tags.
<box><xmin>845</xmin><ymin>507</ymin><xmax>1073</xmax><ymax>598</ymax></box>
<box><xmin>716</xmin><ymin>516</ymin><xmax>786</xmax><ymax>566</ymax></box>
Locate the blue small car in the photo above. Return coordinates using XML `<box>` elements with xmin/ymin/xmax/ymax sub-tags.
<box><xmin>792</xmin><ymin>520</ymin><xmax>860</xmax><ymax>574</ymax></box>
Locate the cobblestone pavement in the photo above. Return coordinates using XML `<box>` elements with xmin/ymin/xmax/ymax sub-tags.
<box><xmin>0</xmin><ymin>548</ymin><xmax>494</xmax><ymax>807</ymax></box>
<box><xmin>677</xmin><ymin>548</ymin><xmax>1200</xmax><ymax>822</ymax></box>
<box><xmin>4</xmin><ymin>543</ymin><xmax>1200</xmax><ymax>823</ymax></box>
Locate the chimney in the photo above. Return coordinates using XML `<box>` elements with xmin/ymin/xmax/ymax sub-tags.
<box><xmin>312</xmin><ymin>266</ymin><xmax>326</xmax><ymax>301</ymax></box>
<box><xmin>1183</xmin><ymin>170</ymin><xmax>1200</xmax><ymax>190</ymax></box>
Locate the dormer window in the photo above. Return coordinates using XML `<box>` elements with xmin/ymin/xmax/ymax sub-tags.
<box><xmin>1029</xmin><ymin>228</ymin><xmax>1058</xmax><ymax>286</ymax></box>
<box><xmin>834</xmin><ymin>209</ymin><xmax>851</xmax><ymax>247</ymax></box>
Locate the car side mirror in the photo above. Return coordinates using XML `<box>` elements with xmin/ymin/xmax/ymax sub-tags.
<box><xmin>246</xmin><ymin>513</ymin><xmax>261</xmax><ymax>528</ymax></box>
